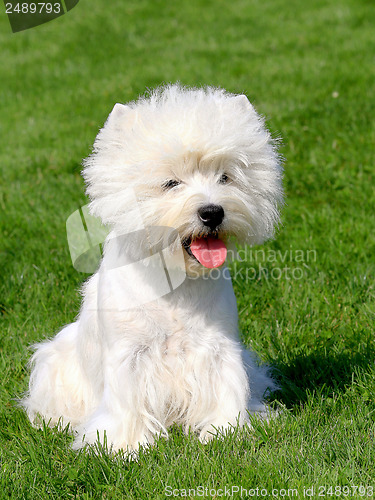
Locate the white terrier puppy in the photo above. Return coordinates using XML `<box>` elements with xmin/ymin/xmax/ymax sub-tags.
<box><xmin>23</xmin><ymin>84</ymin><xmax>283</xmax><ymax>453</ymax></box>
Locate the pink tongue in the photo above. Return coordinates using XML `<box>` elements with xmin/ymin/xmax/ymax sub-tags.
<box><xmin>190</xmin><ymin>237</ymin><xmax>227</xmax><ymax>268</ymax></box>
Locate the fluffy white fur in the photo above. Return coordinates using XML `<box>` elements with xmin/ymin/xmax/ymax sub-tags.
<box><xmin>23</xmin><ymin>84</ymin><xmax>283</xmax><ymax>453</ymax></box>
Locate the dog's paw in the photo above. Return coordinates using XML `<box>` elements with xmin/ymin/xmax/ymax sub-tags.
<box><xmin>72</xmin><ymin>411</ymin><xmax>161</xmax><ymax>456</ymax></box>
<box><xmin>197</xmin><ymin>416</ymin><xmax>240</xmax><ymax>443</ymax></box>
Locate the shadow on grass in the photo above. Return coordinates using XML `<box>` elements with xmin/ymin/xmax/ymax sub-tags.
<box><xmin>269</xmin><ymin>341</ymin><xmax>375</xmax><ymax>408</ymax></box>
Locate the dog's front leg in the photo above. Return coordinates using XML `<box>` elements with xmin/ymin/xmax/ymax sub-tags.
<box><xmin>73</xmin><ymin>345</ymin><xmax>167</xmax><ymax>454</ymax></box>
<box><xmin>181</xmin><ymin>338</ymin><xmax>250</xmax><ymax>442</ymax></box>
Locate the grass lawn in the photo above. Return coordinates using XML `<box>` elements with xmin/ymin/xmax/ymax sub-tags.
<box><xmin>1</xmin><ymin>0</ymin><xmax>375</xmax><ymax>497</ymax></box>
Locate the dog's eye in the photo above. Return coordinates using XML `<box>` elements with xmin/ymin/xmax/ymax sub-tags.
<box><xmin>218</xmin><ymin>174</ymin><xmax>229</xmax><ymax>184</ymax></box>
<box><xmin>162</xmin><ymin>179</ymin><xmax>181</xmax><ymax>190</ymax></box>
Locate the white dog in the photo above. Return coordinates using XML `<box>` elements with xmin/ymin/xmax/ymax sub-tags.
<box><xmin>23</xmin><ymin>84</ymin><xmax>283</xmax><ymax>453</ymax></box>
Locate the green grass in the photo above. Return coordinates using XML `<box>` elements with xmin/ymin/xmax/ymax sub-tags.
<box><xmin>1</xmin><ymin>0</ymin><xmax>375</xmax><ymax>497</ymax></box>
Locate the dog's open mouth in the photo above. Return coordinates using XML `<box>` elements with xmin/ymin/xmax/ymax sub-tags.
<box><xmin>182</xmin><ymin>236</ymin><xmax>227</xmax><ymax>269</ymax></box>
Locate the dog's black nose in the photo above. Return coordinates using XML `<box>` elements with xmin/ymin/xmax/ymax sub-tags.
<box><xmin>198</xmin><ymin>204</ymin><xmax>224</xmax><ymax>230</ymax></box>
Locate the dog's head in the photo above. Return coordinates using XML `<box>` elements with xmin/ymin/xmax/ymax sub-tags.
<box><xmin>83</xmin><ymin>84</ymin><xmax>283</xmax><ymax>277</ymax></box>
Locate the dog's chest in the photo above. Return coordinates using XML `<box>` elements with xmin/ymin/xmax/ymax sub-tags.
<box><xmin>158</xmin><ymin>306</ymin><xmax>222</xmax><ymax>372</ymax></box>
<box><xmin>162</xmin><ymin>310</ymin><xmax>189</xmax><ymax>359</ymax></box>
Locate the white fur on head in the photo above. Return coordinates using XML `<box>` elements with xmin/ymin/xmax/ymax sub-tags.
<box><xmin>82</xmin><ymin>84</ymin><xmax>283</xmax><ymax>247</ymax></box>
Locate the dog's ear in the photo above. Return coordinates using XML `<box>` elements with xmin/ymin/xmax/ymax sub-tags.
<box><xmin>104</xmin><ymin>103</ymin><xmax>132</xmax><ymax>128</ymax></box>
<box><xmin>233</xmin><ymin>94</ymin><xmax>255</xmax><ymax>113</ymax></box>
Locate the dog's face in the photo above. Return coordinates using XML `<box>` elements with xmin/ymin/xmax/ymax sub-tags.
<box><xmin>136</xmin><ymin>153</ymin><xmax>271</xmax><ymax>276</ymax></box>
<box><xmin>83</xmin><ymin>85</ymin><xmax>283</xmax><ymax>277</ymax></box>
